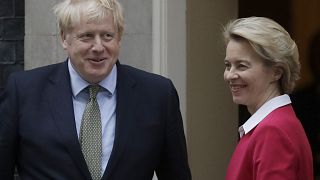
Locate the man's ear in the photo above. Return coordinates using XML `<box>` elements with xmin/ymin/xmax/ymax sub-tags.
<box><xmin>60</xmin><ymin>31</ymin><xmax>68</xmax><ymax>50</ymax></box>
<box><xmin>117</xmin><ymin>34</ymin><xmax>122</xmax><ymax>47</ymax></box>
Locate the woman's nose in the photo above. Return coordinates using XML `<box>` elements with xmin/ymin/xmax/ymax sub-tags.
<box><xmin>225</xmin><ymin>69</ymin><xmax>239</xmax><ymax>80</ymax></box>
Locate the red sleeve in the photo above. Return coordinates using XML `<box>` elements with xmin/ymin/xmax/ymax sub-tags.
<box><xmin>252</xmin><ymin>125</ymin><xmax>297</xmax><ymax>180</ymax></box>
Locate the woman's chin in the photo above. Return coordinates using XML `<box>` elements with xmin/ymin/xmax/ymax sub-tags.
<box><xmin>232</xmin><ymin>97</ymin><xmax>245</xmax><ymax>105</ymax></box>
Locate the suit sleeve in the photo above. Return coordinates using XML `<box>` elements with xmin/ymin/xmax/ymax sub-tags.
<box><xmin>252</xmin><ymin>125</ymin><xmax>296</xmax><ymax>179</ymax></box>
<box><xmin>0</xmin><ymin>74</ymin><xmax>19</xmax><ymax>179</ymax></box>
<box><xmin>155</xmin><ymin>80</ymin><xmax>192</xmax><ymax>180</ymax></box>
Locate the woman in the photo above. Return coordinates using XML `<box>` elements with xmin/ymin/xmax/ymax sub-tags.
<box><xmin>223</xmin><ymin>17</ymin><xmax>313</xmax><ymax>179</ymax></box>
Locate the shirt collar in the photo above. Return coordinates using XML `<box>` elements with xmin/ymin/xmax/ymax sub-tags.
<box><xmin>238</xmin><ymin>94</ymin><xmax>291</xmax><ymax>138</ymax></box>
<box><xmin>68</xmin><ymin>59</ymin><xmax>117</xmax><ymax>97</ymax></box>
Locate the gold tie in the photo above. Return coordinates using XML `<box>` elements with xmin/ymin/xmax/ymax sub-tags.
<box><xmin>79</xmin><ymin>85</ymin><xmax>102</xmax><ymax>180</ymax></box>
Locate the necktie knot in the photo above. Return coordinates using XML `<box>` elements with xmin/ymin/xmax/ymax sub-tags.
<box><xmin>89</xmin><ymin>85</ymin><xmax>100</xmax><ymax>100</ymax></box>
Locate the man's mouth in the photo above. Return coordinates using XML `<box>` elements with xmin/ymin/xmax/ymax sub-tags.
<box><xmin>88</xmin><ymin>58</ymin><xmax>107</xmax><ymax>62</ymax></box>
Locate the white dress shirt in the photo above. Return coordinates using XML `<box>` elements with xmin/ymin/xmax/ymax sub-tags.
<box><xmin>239</xmin><ymin>94</ymin><xmax>291</xmax><ymax>138</ymax></box>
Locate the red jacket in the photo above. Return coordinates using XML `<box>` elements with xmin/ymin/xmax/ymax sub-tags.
<box><xmin>226</xmin><ymin>105</ymin><xmax>313</xmax><ymax>180</ymax></box>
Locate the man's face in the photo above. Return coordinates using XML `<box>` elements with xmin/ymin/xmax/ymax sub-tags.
<box><xmin>61</xmin><ymin>15</ymin><xmax>120</xmax><ymax>84</ymax></box>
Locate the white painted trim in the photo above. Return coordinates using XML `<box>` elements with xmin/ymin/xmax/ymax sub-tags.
<box><xmin>152</xmin><ymin>1</ymin><xmax>187</xmax><ymax>179</ymax></box>
<box><xmin>152</xmin><ymin>0</ymin><xmax>187</xmax><ymax>132</ymax></box>
<box><xmin>152</xmin><ymin>0</ymin><xmax>168</xmax><ymax>76</ymax></box>
<box><xmin>152</xmin><ymin>1</ymin><xmax>168</xmax><ymax>179</ymax></box>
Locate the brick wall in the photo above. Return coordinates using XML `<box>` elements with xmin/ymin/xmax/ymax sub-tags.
<box><xmin>0</xmin><ymin>0</ymin><xmax>24</xmax><ymax>92</ymax></box>
<box><xmin>0</xmin><ymin>0</ymin><xmax>24</xmax><ymax>178</ymax></box>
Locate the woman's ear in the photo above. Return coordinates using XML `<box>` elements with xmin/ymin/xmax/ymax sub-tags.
<box><xmin>272</xmin><ymin>65</ymin><xmax>283</xmax><ymax>81</ymax></box>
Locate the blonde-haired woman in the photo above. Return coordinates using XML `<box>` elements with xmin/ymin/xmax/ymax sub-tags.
<box><xmin>223</xmin><ymin>17</ymin><xmax>313</xmax><ymax>179</ymax></box>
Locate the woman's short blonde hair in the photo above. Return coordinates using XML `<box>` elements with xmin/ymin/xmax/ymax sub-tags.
<box><xmin>53</xmin><ymin>0</ymin><xmax>124</xmax><ymax>38</ymax></box>
<box><xmin>223</xmin><ymin>16</ymin><xmax>300</xmax><ymax>94</ymax></box>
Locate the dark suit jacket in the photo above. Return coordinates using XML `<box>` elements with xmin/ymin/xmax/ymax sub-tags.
<box><xmin>0</xmin><ymin>61</ymin><xmax>191</xmax><ymax>180</ymax></box>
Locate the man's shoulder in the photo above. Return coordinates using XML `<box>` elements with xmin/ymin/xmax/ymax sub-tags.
<box><xmin>7</xmin><ymin>61</ymin><xmax>67</xmax><ymax>89</ymax></box>
<box><xmin>118</xmin><ymin>63</ymin><xmax>171</xmax><ymax>84</ymax></box>
<box><xmin>11</xmin><ymin>61</ymin><xmax>66</xmax><ymax>79</ymax></box>
<box><xmin>117</xmin><ymin>63</ymin><xmax>175</xmax><ymax>95</ymax></box>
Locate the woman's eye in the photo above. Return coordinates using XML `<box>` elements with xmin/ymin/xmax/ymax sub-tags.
<box><xmin>224</xmin><ymin>63</ymin><xmax>231</xmax><ymax>70</ymax></box>
<box><xmin>238</xmin><ymin>64</ymin><xmax>248</xmax><ymax>70</ymax></box>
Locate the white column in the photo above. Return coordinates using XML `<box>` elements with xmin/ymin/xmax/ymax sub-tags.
<box><xmin>152</xmin><ymin>0</ymin><xmax>187</xmax><ymax>179</ymax></box>
<box><xmin>152</xmin><ymin>0</ymin><xmax>187</xmax><ymax>131</ymax></box>
<box><xmin>152</xmin><ymin>0</ymin><xmax>168</xmax><ymax>77</ymax></box>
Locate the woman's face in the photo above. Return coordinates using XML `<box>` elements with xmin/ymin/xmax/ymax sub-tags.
<box><xmin>224</xmin><ymin>39</ymin><xmax>281</xmax><ymax>113</ymax></box>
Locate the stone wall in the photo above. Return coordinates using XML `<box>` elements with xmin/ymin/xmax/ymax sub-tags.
<box><xmin>0</xmin><ymin>0</ymin><xmax>24</xmax><ymax>92</ymax></box>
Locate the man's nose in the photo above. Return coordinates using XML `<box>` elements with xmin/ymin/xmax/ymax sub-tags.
<box><xmin>92</xmin><ymin>36</ymin><xmax>104</xmax><ymax>52</ymax></box>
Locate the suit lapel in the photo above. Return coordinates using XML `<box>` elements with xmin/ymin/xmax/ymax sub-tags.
<box><xmin>45</xmin><ymin>61</ymin><xmax>92</xmax><ymax>179</ymax></box>
<box><xmin>102</xmin><ymin>63</ymin><xmax>137</xmax><ymax>179</ymax></box>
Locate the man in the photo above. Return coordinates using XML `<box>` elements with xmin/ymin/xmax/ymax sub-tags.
<box><xmin>0</xmin><ymin>0</ymin><xmax>191</xmax><ymax>179</ymax></box>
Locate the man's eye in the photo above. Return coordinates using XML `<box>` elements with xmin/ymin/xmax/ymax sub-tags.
<box><xmin>103</xmin><ymin>33</ymin><xmax>114</xmax><ymax>41</ymax></box>
<box><xmin>78</xmin><ymin>34</ymin><xmax>94</xmax><ymax>41</ymax></box>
